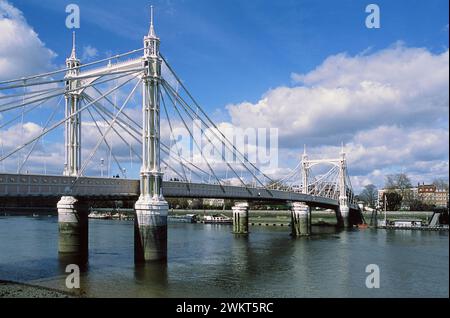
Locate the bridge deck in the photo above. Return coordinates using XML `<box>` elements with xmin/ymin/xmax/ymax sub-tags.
<box><xmin>0</xmin><ymin>173</ymin><xmax>357</xmax><ymax>210</ymax></box>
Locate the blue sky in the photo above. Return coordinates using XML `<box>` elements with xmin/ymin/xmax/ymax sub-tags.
<box><xmin>1</xmin><ymin>0</ymin><xmax>449</xmax><ymax>190</ymax></box>
<box><xmin>11</xmin><ymin>0</ymin><xmax>449</xmax><ymax>113</ymax></box>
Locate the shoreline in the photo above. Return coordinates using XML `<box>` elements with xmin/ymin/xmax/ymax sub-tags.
<box><xmin>0</xmin><ymin>280</ymin><xmax>76</xmax><ymax>298</ymax></box>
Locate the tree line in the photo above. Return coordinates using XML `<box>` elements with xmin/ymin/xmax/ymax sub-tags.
<box><xmin>357</xmin><ymin>174</ymin><xmax>448</xmax><ymax>211</ymax></box>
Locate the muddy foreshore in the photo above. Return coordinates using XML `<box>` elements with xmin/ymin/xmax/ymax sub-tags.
<box><xmin>0</xmin><ymin>280</ymin><xmax>75</xmax><ymax>298</ymax></box>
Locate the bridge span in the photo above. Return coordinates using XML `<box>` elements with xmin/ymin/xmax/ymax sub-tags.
<box><xmin>0</xmin><ymin>7</ymin><xmax>363</xmax><ymax>264</ymax></box>
<box><xmin>0</xmin><ymin>173</ymin><xmax>358</xmax><ymax>210</ymax></box>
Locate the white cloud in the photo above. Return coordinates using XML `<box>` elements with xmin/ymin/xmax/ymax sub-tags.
<box><xmin>0</xmin><ymin>0</ymin><xmax>56</xmax><ymax>80</ymax></box>
<box><xmin>82</xmin><ymin>45</ymin><xmax>99</xmax><ymax>61</ymax></box>
<box><xmin>226</xmin><ymin>44</ymin><xmax>449</xmax><ymax>190</ymax></box>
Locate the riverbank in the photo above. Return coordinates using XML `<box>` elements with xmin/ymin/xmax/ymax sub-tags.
<box><xmin>0</xmin><ymin>280</ymin><xmax>74</xmax><ymax>298</ymax></box>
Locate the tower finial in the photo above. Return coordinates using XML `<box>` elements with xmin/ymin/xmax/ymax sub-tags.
<box><xmin>151</xmin><ymin>5</ymin><xmax>154</xmax><ymax>27</ymax></box>
<box><xmin>340</xmin><ymin>142</ymin><xmax>346</xmax><ymax>158</ymax></box>
<box><xmin>70</xmin><ymin>31</ymin><xmax>77</xmax><ymax>59</ymax></box>
<box><xmin>148</xmin><ymin>5</ymin><xmax>156</xmax><ymax>37</ymax></box>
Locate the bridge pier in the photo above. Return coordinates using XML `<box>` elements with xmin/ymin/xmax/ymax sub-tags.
<box><xmin>232</xmin><ymin>202</ymin><xmax>249</xmax><ymax>235</ymax></box>
<box><xmin>290</xmin><ymin>202</ymin><xmax>311</xmax><ymax>236</ymax></box>
<box><xmin>57</xmin><ymin>196</ymin><xmax>88</xmax><ymax>259</ymax></box>
<box><xmin>337</xmin><ymin>205</ymin><xmax>350</xmax><ymax>228</ymax></box>
<box><xmin>134</xmin><ymin>198</ymin><xmax>168</xmax><ymax>263</ymax></box>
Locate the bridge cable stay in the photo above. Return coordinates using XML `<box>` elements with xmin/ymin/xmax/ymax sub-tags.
<box><xmin>17</xmin><ymin>96</ymin><xmax>64</xmax><ymax>173</ymax></box>
<box><xmin>307</xmin><ymin>164</ymin><xmax>341</xmax><ymax>199</ymax></box>
<box><xmin>0</xmin><ymin>97</ymin><xmax>55</xmax><ymax>130</ymax></box>
<box><xmin>0</xmin><ymin>68</ymin><xmax>142</xmax><ymax>110</ymax></box>
<box><xmin>91</xmin><ymin>86</ymin><xmax>142</xmax><ymax>130</ymax></box>
<box><xmin>308</xmin><ymin>166</ymin><xmax>339</xmax><ymax>195</ymax></box>
<box><xmin>161</xmin><ymin>84</ymin><xmax>253</xmax><ymax>194</ymax></box>
<box><xmin>160</xmin><ymin>91</ymin><xmax>189</xmax><ymax>184</ymax></box>
<box><xmin>71</xmin><ymin>78</ymin><xmax>141</xmax><ymax>182</ymax></box>
<box><xmin>162</xmin><ymin>79</ymin><xmax>268</xmax><ymax>187</ymax></box>
<box><xmin>160</xmin><ymin>54</ymin><xmax>276</xmax><ymax>189</ymax></box>
<box><xmin>84</xmin><ymin>97</ymin><xmax>143</xmax><ymax>160</ymax></box>
<box><xmin>161</xmin><ymin>88</ymin><xmax>245</xmax><ymax>186</ymax></box>
<box><xmin>82</xmin><ymin>94</ymin><xmax>142</xmax><ymax>138</ymax></box>
<box><xmin>85</xmin><ymin>98</ymin><xmax>186</xmax><ymax>182</ymax></box>
<box><xmin>0</xmin><ymin>48</ymin><xmax>145</xmax><ymax>86</ymax></box>
<box><xmin>161</xmin><ymin>80</ymin><xmax>269</xmax><ymax>194</ymax></box>
<box><xmin>159</xmin><ymin>142</ymin><xmax>213</xmax><ymax>181</ymax></box>
<box><xmin>0</xmin><ymin>72</ymin><xmax>140</xmax><ymax>164</ymax></box>
<box><xmin>84</xmin><ymin>91</ymin><xmax>210</xmax><ymax>182</ymax></box>
<box><xmin>0</xmin><ymin>85</ymin><xmax>65</xmax><ymax>101</ymax></box>
<box><xmin>161</xmin><ymin>80</ymin><xmax>190</xmax><ymax>183</ymax></box>
<box><xmin>160</xmin><ymin>86</ymin><xmax>226</xmax><ymax>192</ymax></box>
<box><xmin>0</xmin><ymin>69</ymin><xmax>142</xmax><ymax>113</ymax></box>
<box><xmin>84</xmin><ymin>105</ymin><xmax>127</xmax><ymax>178</ymax></box>
<box><xmin>267</xmin><ymin>161</ymin><xmax>302</xmax><ymax>190</ymax></box>
<box><xmin>0</xmin><ymin>68</ymin><xmax>143</xmax><ymax>96</ymax></box>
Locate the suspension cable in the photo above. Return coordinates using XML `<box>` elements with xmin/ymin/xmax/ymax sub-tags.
<box><xmin>0</xmin><ymin>69</ymin><xmax>141</xmax><ymax>112</ymax></box>
<box><xmin>85</xmin><ymin>104</ymin><xmax>126</xmax><ymax>178</ymax></box>
<box><xmin>0</xmin><ymin>48</ymin><xmax>145</xmax><ymax>86</ymax></box>
<box><xmin>161</xmin><ymin>84</ymin><xmax>225</xmax><ymax>191</ymax></box>
<box><xmin>17</xmin><ymin>96</ymin><xmax>64</xmax><ymax>173</ymax></box>
<box><xmin>161</xmin><ymin>55</ymin><xmax>275</xmax><ymax>186</ymax></box>
<box><xmin>0</xmin><ymin>73</ymin><xmax>139</xmax><ymax>163</ymax></box>
<box><xmin>74</xmin><ymin>79</ymin><xmax>141</xmax><ymax>180</ymax></box>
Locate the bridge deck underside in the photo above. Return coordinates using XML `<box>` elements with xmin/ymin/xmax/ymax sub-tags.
<box><xmin>0</xmin><ymin>174</ymin><xmax>357</xmax><ymax>210</ymax></box>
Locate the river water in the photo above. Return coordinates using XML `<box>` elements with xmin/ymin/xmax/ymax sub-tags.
<box><xmin>0</xmin><ymin>216</ymin><xmax>448</xmax><ymax>298</ymax></box>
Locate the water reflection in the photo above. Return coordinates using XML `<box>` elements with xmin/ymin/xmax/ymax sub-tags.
<box><xmin>58</xmin><ymin>253</ymin><xmax>89</xmax><ymax>273</ymax></box>
<box><xmin>0</xmin><ymin>217</ymin><xmax>448</xmax><ymax>298</ymax></box>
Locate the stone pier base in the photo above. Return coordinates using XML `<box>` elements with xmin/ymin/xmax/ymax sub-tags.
<box><xmin>290</xmin><ymin>202</ymin><xmax>311</xmax><ymax>237</ymax></box>
<box><xmin>57</xmin><ymin>196</ymin><xmax>88</xmax><ymax>258</ymax></box>
<box><xmin>134</xmin><ymin>198</ymin><xmax>169</xmax><ymax>263</ymax></box>
<box><xmin>337</xmin><ymin>205</ymin><xmax>350</xmax><ymax>228</ymax></box>
<box><xmin>232</xmin><ymin>202</ymin><xmax>249</xmax><ymax>234</ymax></box>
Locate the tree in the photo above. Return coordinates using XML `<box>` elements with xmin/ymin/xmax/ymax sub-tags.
<box><xmin>385</xmin><ymin>173</ymin><xmax>414</xmax><ymax>209</ymax></box>
<box><xmin>432</xmin><ymin>178</ymin><xmax>449</xmax><ymax>191</ymax></box>
<box><xmin>385</xmin><ymin>173</ymin><xmax>412</xmax><ymax>192</ymax></box>
<box><xmin>359</xmin><ymin>184</ymin><xmax>378</xmax><ymax>208</ymax></box>
<box><xmin>380</xmin><ymin>192</ymin><xmax>403</xmax><ymax>211</ymax></box>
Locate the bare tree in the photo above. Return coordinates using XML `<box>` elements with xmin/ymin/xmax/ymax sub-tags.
<box><xmin>359</xmin><ymin>184</ymin><xmax>378</xmax><ymax>208</ymax></box>
<box><xmin>433</xmin><ymin>178</ymin><xmax>449</xmax><ymax>191</ymax></box>
<box><xmin>385</xmin><ymin>173</ymin><xmax>414</xmax><ymax>209</ymax></box>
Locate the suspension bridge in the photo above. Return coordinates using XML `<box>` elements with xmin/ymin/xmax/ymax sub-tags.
<box><xmin>0</xmin><ymin>8</ymin><xmax>362</xmax><ymax>262</ymax></box>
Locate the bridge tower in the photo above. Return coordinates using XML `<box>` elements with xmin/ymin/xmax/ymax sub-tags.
<box><xmin>134</xmin><ymin>7</ymin><xmax>169</xmax><ymax>262</ymax></box>
<box><xmin>290</xmin><ymin>147</ymin><xmax>312</xmax><ymax>237</ymax></box>
<box><xmin>64</xmin><ymin>32</ymin><xmax>82</xmax><ymax>177</ymax></box>
<box><xmin>337</xmin><ymin>145</ymin><xmax>350</xmax><ymax>227</ymax></box>
<box><xmin>57</xmin><ymin>32</ymin><xmax>88</xmax><ymax>263</ymax></box>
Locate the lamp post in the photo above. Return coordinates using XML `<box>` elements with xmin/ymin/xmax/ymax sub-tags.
<box><xmin>100</xmin><ymin>158</ymin><xmax>104</xmax><ymax>177</ymax></box>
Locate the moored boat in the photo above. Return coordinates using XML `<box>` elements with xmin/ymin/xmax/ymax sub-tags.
<box><xmin>203</xmin><ymin>214</ymin><xmax>233</xmax><ymax>224</ymax></box>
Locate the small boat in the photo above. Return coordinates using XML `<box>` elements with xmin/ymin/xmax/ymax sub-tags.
<box><xmin>168</xmin><ymin>214</ymin><xmax>198</xmax><ymax>223</ymax></box>
<box><xmin>203</xmin><ymin>214</ymin><xmax>233</xmax><ymax>224</ymax></box>
<box><xmin>88</xmin><ymin>212</ymin><xmax>112</xmax><ymax>219</ymax></box>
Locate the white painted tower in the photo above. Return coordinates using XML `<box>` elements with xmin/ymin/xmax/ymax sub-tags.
<box><xmin>134</xmin><ymin>7</ymin><xmax>169</xmax><ymax>262</ymax></box>
<box><xmin>64</xmin><ymin>32</ymin><xmax>82</xmax><ymax>177</ymax></box>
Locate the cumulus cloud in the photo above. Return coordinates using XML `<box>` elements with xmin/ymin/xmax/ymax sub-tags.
<box><xmin>82</xmin><ymin>45</ymin><xmax>99</xmax><ymax>61</ymax></box>
<box><xmin>0</xmin><ymin>0</ymin><xmax>56</xmax><ymax>80</ymax></box>
<box><xmin>226</xmin><ymin>44</ymin><xmax>449</xmax><ymax>190</ymax></box>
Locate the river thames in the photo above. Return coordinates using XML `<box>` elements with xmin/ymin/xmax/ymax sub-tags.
<box><xmin>0</xmin><ymin>216</ymin><xmax>448</xmax><ymax>298</ymax></box>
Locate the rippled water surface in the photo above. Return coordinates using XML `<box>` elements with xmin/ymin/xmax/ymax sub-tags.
<box><xmin>0</xmin><ymin>216</ymin><xmax>448</xmax><ymax>297</ymax></box>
